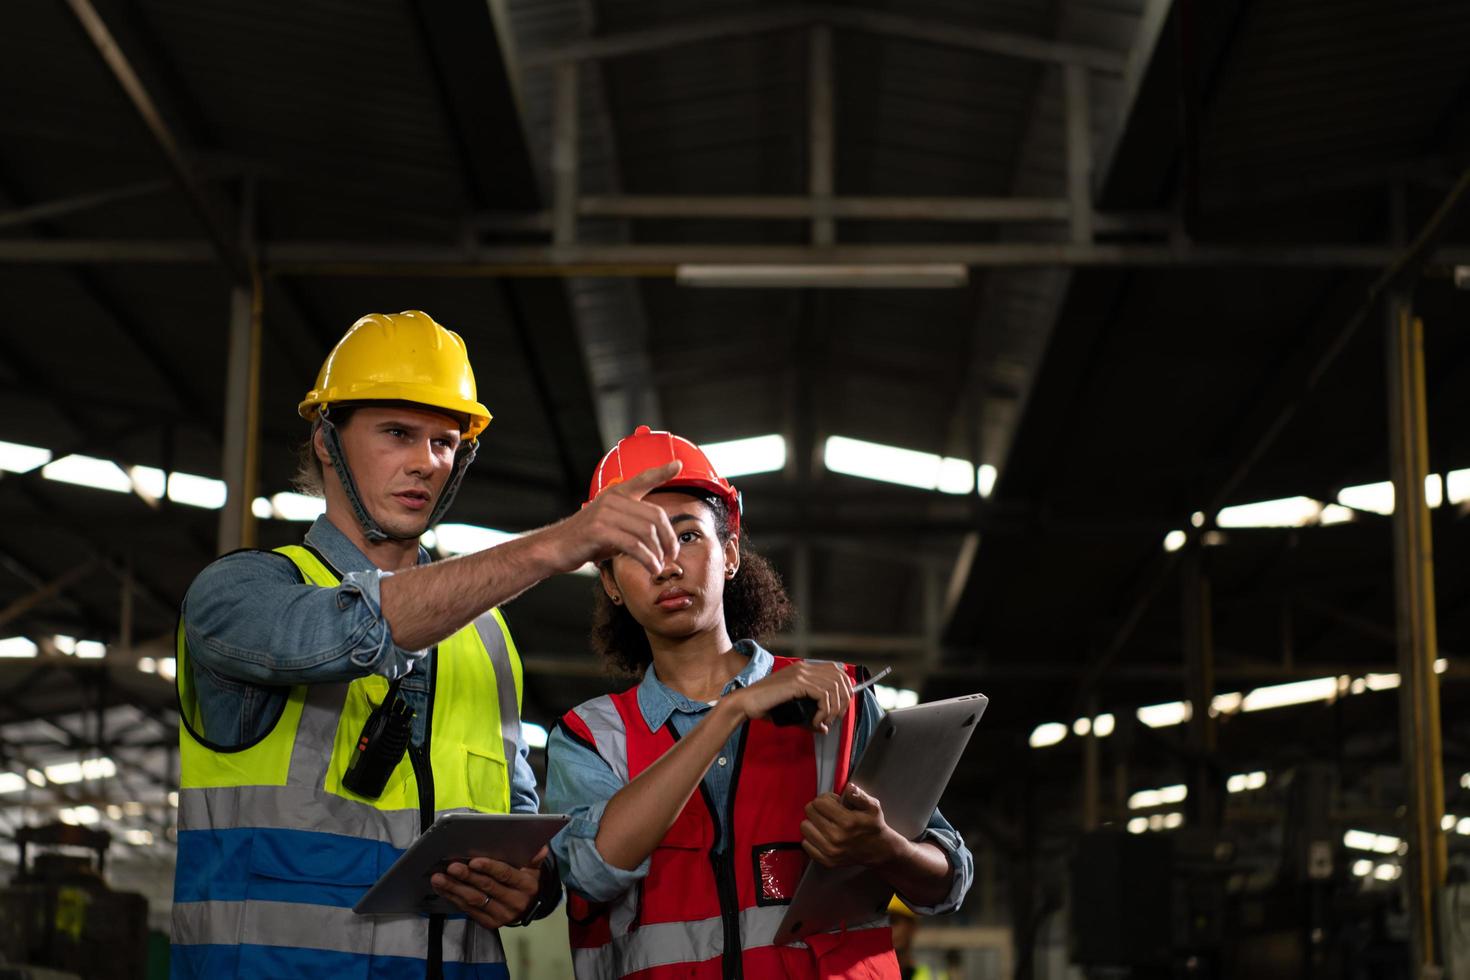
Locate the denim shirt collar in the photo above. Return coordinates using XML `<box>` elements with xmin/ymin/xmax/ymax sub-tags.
<box><xmin>636</xmin><ymin>640</ymin><xmax>772</xmax><ymax>731</ymax></box>
<box><xmin>302</xmin><ymin>515</ymin><xmax>432</xmax><ymax>577</ymax></box>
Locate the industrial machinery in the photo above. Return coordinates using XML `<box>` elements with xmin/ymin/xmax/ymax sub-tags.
<box><xmin>0</xmin><ymin>824</ymin><xmax>149</xmax><ymax>980</ymax></box>
<box><xmin>1070</xmin><ymin>766</ymin><xmax>1411</xmax><ymax>978</ymax></box>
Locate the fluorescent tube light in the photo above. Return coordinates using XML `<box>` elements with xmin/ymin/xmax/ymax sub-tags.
<box><xmin>0</xmin><ymin>637</ymin><xmax>37</xmax><ymax>659</ymax></box>
<box><xmin>44</xmin><ymin>757</ymin><xmax>115</xmax><ymax>784</ymax></box>
<box><xmin>60</xmin><ymin>805</ymin><xmax>101</xmax><ymax>826</ymax></box>
<box><xmin>701</xmin><ymin>434</ymin><xmax>786</xmax><ymax>477</ymax></box>
<box><xmin>1240</xmin><ymin>676</ymin><xmax>1338</xmax><ymax>712</ymax></box>
<box><xmin>0</xmin><ymin>439</ymin><xmax>51</xmax><ymax>474</ymax></box>
<box><xmin>168</xmin><ymin>472</ymin><xmax>228</xmax><ymax>509</ymax></box>
<box><xmin>523</xmin><ymin>722</ymin><xmax>549</xmax><ymax>750</ymax></box>
<box><xmin>977</xmin><ymin>464</ymin><xmax>998</xmax><ymax>498</ymax></box>
<box><xmin>270</xmin><ymin>492</ymin><xmax>326</xmax><ymax>521</ymax></box>
<box><xmin>1448</xmin><ymin>468</ymin><xmax>1470</xmax><ymax>505</ymax></box>
<box><xmin>1128</xmin><ymin>784</ymin><xmax>1187</xmax><ymax>810</ymax></box>
<box><xmin>676</xmin><ymin>264</ymin><xmax>969</xmax><ymax>289</ymax></box>
<box><xmin>1216</xmin><ymin>496</ymin><xmax>1321</xmax><ymax>528</ymax></box>
<box><xmin>435</xmin><ymin>524</ymin><xmax>520</xmax><ymax>554</ymax></box>
<box><xmin>1227</xmin><ymin>771</ymin><xmax>1267</xmax><ymax>793</ymax></box>
<box><xmin>874</xmin><ymin>685</ymin><xmax>920</xmax><ymax>710</ymax></box>
<box><xmin>1337</xmin><ymin>476</ymin><xmax>1442</xmax><ymax>516</ymax></box>
<box><xmin>824</xmin><ymin>436</ymin><xmax>974</xmax><ymax>494</ymax></box>
<box><xmin>1137</xmin><ymin>701</ymin><xmax>1190</xmax><ymax>728</ymax></box>
<box><xmin>1028</xmin><ymin>722</ymin><xmax>1067</xmax><ymax>748</ymax></box>
<box><xmin>42</xmin><ymin>455</ymin><xmax>132</xmax><ymax>493</ymax></box>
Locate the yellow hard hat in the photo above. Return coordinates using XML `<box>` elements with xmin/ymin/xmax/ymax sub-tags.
<box><xmin>298</xmin><ymin>310</ymin><xmax>492</xmax><ymax>442</ymax></box>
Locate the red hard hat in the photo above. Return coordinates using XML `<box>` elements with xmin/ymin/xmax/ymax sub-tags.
<box><xmin>588</xmin><ymin>425</ymin><xmax>742</xmax><ymax>533</ymax></box>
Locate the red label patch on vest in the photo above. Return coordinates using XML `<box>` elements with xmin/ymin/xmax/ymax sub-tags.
<box><xmin>754</xmin><ymin>844</ymin><xmax>806</xmax><ymax>904</ymax></box>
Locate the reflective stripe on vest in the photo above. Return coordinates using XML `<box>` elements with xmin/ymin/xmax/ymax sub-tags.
<box><xmin>562</xmin><ymin>657</ymin><xmax>898</xmax><ymax>979</ymax></box>
<box><xmin>172</xmin><ymin>544</ymin><xmax>522</xmax><ymax>977</ymax></box>
<box><xmin>172</xmin><ymin>900</ymin><xmax>509</xmax><ymax>964</ymax></box>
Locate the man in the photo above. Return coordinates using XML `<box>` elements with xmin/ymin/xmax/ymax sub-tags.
<box><xmin>171</xmin><ymin>311</ymin><xmax>683</xmax><ymax>979</ymax></box>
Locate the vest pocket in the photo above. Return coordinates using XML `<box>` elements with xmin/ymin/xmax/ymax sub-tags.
<box><xmin>463</xmin><ymin>744</ymin><xmax>510</xmax><ymax>813</ymax></box>
<box><xmin>244</xmin><ymin>829</ymin><xmax>382</xmax><ymax>909</ymax></box>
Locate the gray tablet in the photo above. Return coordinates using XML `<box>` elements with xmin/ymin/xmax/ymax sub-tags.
<box><xmin>773</xmin><ymin>692</ymin><xmax>987</xmax><ymax>944</ymax></box>
<box><xmin>354</xmin><ymin>812</ymin><xmax>570</xmax><ymax>915</ymax></box>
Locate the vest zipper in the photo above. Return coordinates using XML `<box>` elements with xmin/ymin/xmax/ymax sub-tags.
<box><xmin>409</xmin><ymin>647</ymin><xmax>442</xmax><ymax>979</ymax></box>
<box><xmin>691</xmin><ymin>720</ymin><xmax>749</xmax><ymax>980</ymax></box>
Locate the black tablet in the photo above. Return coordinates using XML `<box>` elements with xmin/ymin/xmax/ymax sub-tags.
<box><xmin>354</xmin><ymin>812</ymin><xmax>570</xmax><ymax>915</ymax></box>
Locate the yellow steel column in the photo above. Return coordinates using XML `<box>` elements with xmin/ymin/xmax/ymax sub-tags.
<box><xmin>1386</xmin><ymin>294</ymin><xmax>1446</xmax><ymax>979</ymax></box>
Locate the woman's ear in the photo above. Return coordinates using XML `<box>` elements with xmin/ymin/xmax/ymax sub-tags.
<box><xmin>600</xmin><ymin>564</ymin><xmax>623</xmax><ymax>605</ymax></box>
<box><xmin>723</xmin><ymin>534</ymin><xmax>740</xmax><ymax>579</ymax></box>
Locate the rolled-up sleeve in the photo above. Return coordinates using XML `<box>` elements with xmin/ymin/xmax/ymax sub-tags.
<box><xmin>182</xmin><ymin>550</ymin><xmax>427</xmax><ymax>686</ymax></box>
<box><xmin>852</xmin><ymin>689</ymin><xmax>974</xmax><ymax>916</ymax></box>
<box><xmin>546</xmin><ymin>726</ymin><xmax>650</xmax><ymax>904</ymax></box>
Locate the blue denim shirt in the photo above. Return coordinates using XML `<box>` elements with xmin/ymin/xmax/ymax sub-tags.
<box><xmin>546</xmin><ymin>642</ymin><xmax>973</xmax><ymax>913</ymax></box>
<box><xmin>181</xmin><ymin>516</ymin><xmax>540</xmax><ymax>815</ymax></box>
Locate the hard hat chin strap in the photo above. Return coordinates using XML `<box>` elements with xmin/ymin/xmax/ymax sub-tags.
<box><xmin>318</xmin><ymin>408</ymin><xmax>477</xmax><ymax>544</ymax></box>
<box><xmin>318</xmin><ymin>411</ymin><xmax>391</xmax><ymax>543</ymax></box>
<box><xmin>427</xmin><ymin>439</ymin><xmax>477</xmax><ymax>530</ymax></box>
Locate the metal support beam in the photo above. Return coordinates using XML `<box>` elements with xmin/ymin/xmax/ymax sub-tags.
<box><xmin>5</xmin><ymin>239</ymin><xmax>1470</xmax><ymax>272</ymax></box>
<box><xmin>552</xmin><ymin>61</ymin><xmax>580</xmax><ymax>246</ymax></box>
<box><xmin>1094</xmin><ymin>0</ymin><xmax>1175</xmax><ymax>194</ymax></box>
<box><xmin>1386</xmin><ymin>295</ymin><xmax>1446</xmax><ymax>979</ymax></box>
<box><xmin>218</xmin><ymin>189</ymin><xmax>263</xmax><ymax>552</ymax></box>
<box><xmin>1075</xmin><ymin>168</ymin><xmax>1470</xmax><ymax>705</ymax></box>
<box><xmin>0</xmin><ymin>178</ymin><xmax>173</xmax><ymax>231</ymax></box>
<box><xmin>520</xmin><ymin>5</ymin><xmax>1126</xmax><ymax>73</ymax></box>
<box><xmin>808</xmin><ymin>25</ymin><xmax>835</xmax><ymax>247</ymax></box>
<box><xmin>575</xmin><ymin>194</ymin><xmax>1081</xmax><ymax>222</ymax></box>
<box><xmin>0</xmin><ymin>560</ymin><xmax>100</xmax><ymax>631</ymax></box>
<box><xmin>1181</xmin><ymin>544</ymin><xmax>1218</xmax><ymax>830</ymax></box>
<box><xmin>768</xmin><ymin>633</ymin><xmax>930</xmax><ymax>657</ymax></box>
<box><xmin>63</xmin><ymin>0</ymin><xmax>248</xmax><ymax>284</ymax></box>
<box><xmin>1082</xmin><ymin>694</ymin><xmax>1100</xmax><ymax>831</ymax></box>
<box><xmin>792</xmin><ymin>544</ymin><xmax>813</xmax><ymax>660</ymax></box>
<box><xmin>1064</xmin><ymin>64</ymin><xmax>1094</xmax><ymax>244</ymax></box>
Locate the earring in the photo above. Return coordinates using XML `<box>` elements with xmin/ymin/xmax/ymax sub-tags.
<box><xmin>726</xmin><ymin>565</ymin><xmax>737</xmax><ymax>578</ymax></box>
<box><xmin>610</xmin><ymin>594</ymin><xmax>622</xmax><ymax>605</ymax></box>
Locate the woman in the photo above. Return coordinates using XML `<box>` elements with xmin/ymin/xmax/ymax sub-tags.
<box><xmin>545</xmin><ymin>426</ymin><xmax>973</xmax><ymax>979</ymax></box>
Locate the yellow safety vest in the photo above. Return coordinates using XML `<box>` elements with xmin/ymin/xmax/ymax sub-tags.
<box><xmin>171</xmin><ymin>544</ymin><xmax>523</xmax><ymax>979</ymax></box>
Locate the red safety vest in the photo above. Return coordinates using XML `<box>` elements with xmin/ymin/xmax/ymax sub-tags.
<box><xmin>559</xmin><ymin>657</ymin><xmax>900</xmax><ymax>979</ymax></box>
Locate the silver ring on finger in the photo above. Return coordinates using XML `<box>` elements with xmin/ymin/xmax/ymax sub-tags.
<box><xmin>480</xmin><ymin>894</ymin><xmax>492</xmax><ymax>909</ymax></box>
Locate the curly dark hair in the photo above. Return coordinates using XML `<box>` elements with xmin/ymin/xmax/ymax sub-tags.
<box><xmin>590</xmin><ymin>495</ymin><xmax>792</xmax><ymax>675</ymax></box>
